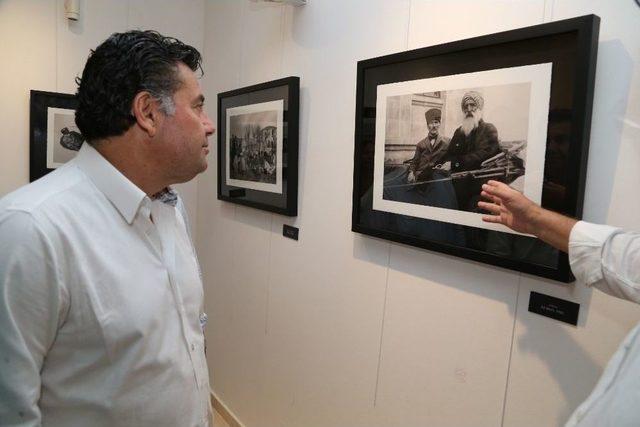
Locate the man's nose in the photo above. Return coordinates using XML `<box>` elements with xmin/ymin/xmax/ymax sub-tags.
<box><xmin>203</xmin><ymin>114</ymin><xmax>215</xmax><ymax>137</ymax></box>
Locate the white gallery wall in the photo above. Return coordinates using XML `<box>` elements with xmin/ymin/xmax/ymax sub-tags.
<box><xmin>199</xmin><ymin>1</ymin><xmax>640</xmax><ymax>427</ymax></box>
<box><xmin>0</xmin><ymin>0</ymin><xmax>205</xmax><ymax>231</ymax></box>
<box><xmin>2</xmin><ymin>1</ymin><xmax>640</xmax><ymax>427</ymax></box>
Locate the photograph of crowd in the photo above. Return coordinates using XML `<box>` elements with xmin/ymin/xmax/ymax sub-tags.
<box><xmin>225</xmin><ymin>100</ymin><xmax>283</xmax><ymax>194</ymax></box>
<box><xmin>230</xmin><ymin>117</ymin><xmax>277</xmax><ymax>183</ymax></box>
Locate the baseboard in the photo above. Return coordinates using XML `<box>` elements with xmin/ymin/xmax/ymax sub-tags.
<box><xmin>211</xmin><ymin>391</ymin><xmax>245</xmax><ymax>427</ymax></box>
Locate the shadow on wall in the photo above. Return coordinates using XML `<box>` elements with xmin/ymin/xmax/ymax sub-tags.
<box><xmin>290</xmin><ymin>0</ymin><xmax>350</xmax><ymax>50</ymax></box>
<box><xmin>516</xmin><ymin>306</ymin><xmax>600</xmax><ymax>425</ymax></box>
<box><xmin>526</xmin><ymin>38</ymin><xmax>634</xmax><ymax>424</ymax></box>
<box><xmin>294</xmin><ymin>86</ymin><xmax>310</xmax><ymax>220</ymax></box>
<box><xmin>353</xmin><ymin>230</ymin><xmax>601</xmax><ymax>425</ymax></box>
<box><xmin>582</xmin><ymin>39</ymin><xmax>632</xmax><ymax>224</ymax></box>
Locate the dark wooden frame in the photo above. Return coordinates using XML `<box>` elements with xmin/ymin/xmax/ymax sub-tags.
<box><xmin>217</xmin><ymin>77</ymin><xmax>299</xmax><ymax>216</ymax></box>
<box><xmin>352</xmin><ymin>15</ymin><xmax>600</xmax><ymax>282</ymax></box>
<box><xmin>29</xmin><ymin>90</ymin><xmax>78</xmax><ymax>182</ymax></box>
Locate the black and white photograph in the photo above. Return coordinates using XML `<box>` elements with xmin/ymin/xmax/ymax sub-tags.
<box><xmin>353</xmin><ymin>16</ymin><xmax>599</xmax><ymax>281</ymax></box>
<box><xmin>373</xmin><ymin>63</ymin><xmax>552</xmax><ymax>234</ymax></box>
<box><xmin>47</xmin><ymin>107</ymin><xmax>83</xmax><ymax>169</ymax></box>
<box><xmin>217</xmin><ymin>76</ymin><xmax>299</xmax><ymax>216</ymax></box>
<box><xmin>30</xmin><ymin>90</ymin><xmax>79</xmax><ymax>182</ymax></box>
<box><xmin>225</xmin><ymin>100</ymin><xmax>283</xmax><ymax>194</ymax></box>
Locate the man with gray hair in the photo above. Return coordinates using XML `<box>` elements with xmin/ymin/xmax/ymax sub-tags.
<box><xmin>0</xmin><ymin>30</ymin><xmax>214</xmax><ymax>426</ymax></box>
<box><xmin>440</xmin><ymin>90</ymin><xmax>501</xmax><ymax>212</ymax></box>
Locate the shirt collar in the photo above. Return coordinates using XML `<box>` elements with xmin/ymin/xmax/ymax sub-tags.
<box><xmin>74</xmin><ymin>143</ymin><xmax>147</xmax><ymax>225</ymax></box>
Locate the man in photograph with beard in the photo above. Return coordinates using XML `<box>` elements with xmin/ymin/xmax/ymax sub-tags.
<box><xmin>440</xmin><ymin>90</ymin><xmax>501</xmax><ymax>212</ymax></box>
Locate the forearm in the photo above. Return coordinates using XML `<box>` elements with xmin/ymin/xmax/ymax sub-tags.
<box><xmin>528</xmin><ymin>205</ymin><xmax>577</xmax><ymax>253</ymax></box>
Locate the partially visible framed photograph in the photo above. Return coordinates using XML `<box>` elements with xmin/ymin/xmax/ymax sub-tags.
<box><xmin>217</xmin><ymin>77</ymin><xmax>299</xmax><ymax>216</ymax></box>
<box><xmin>352</xmin><ymin>15</ymin><xmax>600</xmax><ymax>282</ymax></box>
<box><xmin>30</xmin><ymin>90</ymin><xmax>83</xmax><ymax>182</ymax></box>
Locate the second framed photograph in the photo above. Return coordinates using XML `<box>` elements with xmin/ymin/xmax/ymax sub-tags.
<box><xmin>217</xmin><ymin>77</ymin><xmax>300</xmax><ymax>216</ymax></box>
<box><xmin>352</xmin><ymin>15</ymin><xmax>600</xmax><ymax>282</ymax></box>
<box><xmin>30</xmin><ymin>90</ymin><xmax>82</xmax><ymax>182</ymax></box>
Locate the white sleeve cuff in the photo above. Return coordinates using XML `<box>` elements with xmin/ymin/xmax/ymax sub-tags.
<box><xmin>568</xmin><ymin>221</ymin><xmax>620</xmax><ymax>286</ymax></box>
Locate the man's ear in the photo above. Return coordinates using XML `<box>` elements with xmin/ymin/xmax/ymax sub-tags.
<box><xmin>131</xmin><ymin>91</ymin><xmax>160</xmax><ymax>137</ymax></box>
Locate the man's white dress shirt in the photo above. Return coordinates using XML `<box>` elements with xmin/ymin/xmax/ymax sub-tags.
<box><xmin>566</xmin><ymin>220</ymin><xmax>640</xmax><ymax>426</ymax></box>
<box><xmin>0</xmin><ymin>144</ymin><xmax>210</xmax><ymax>427</ymax></box>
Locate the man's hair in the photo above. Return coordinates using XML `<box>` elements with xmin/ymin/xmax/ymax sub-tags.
<box><xmin>75</xmin><ymin>30</ymin><xmax>202</xmax><ymax>143</ymax></box>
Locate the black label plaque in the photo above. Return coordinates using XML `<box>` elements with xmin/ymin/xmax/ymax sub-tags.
<box><xmin>283</xmin><ymin>224</ymin><xmax>299</xmax><ymax>241</ymax></box>
<box><xmin>528</xmin><ymin>291</ymin><xmax>580</xmax><ymax>325</ymax></box>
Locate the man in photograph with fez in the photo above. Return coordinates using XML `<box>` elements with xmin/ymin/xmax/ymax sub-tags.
<box><xmin>440</xmin><ymin>90</ymin><xmax>501</xmax><ymax>212</ymax></box>
<box><xmin>407</xmin><ymin>108</ymin><xmax>450</xmax><ymax>185</ymax></box>
<box><xmin>383</xmin><ymin>106</ymin><xmax>456</xmax><ymax>211</ymax></box>
<box><xmin>378</xmin><ymin>106</ymin><xmax>463</xmax><ymax>244</ymax></box>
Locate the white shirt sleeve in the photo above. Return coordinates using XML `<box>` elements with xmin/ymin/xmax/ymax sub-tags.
<box><xmin>569</xmin><ymin>220</ymin><xmax>640</xmax><ymax>304</ymax></box>
<box><xmin>0</xmin><ymin>211</ymin><xmax>68</xmax><ymax>426</ymax></box>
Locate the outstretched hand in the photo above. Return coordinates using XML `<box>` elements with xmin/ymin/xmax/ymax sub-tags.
<box><xmin>478</xmin><ymin>180</ymin><xmax>577</xmax><ymax>253</ymax></box>
<box><xmin>478</xmin><ymin>180</ymin><xmax>540</xmax><ymax>235</ymax></box>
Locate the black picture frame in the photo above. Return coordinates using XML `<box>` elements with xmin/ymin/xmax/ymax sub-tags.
<box><xmin>217</xmin><ymin>77</ymin><xmax>300</xmax><ymax>216</ymax></box>
<box><xmin>352</xmin><ymin>15</ymin><xmax>600</xmax><ymax>282</ymax></box>
<box><xmin>30</xmin><ymin>90</ymin><xmax>80</xmax><ymax>182</ymax></box>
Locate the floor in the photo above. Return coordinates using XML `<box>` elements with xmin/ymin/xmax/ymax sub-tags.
<box><xmin>212</xmin><ymin>408</ymin><xmax>232</xmax><ymax>427</ymax></box>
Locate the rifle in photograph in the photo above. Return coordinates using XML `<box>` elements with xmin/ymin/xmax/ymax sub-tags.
<box><xmin>384</xmin><ymin>145</ymin><xmax>525</xmax><ymax>189</ymax></box>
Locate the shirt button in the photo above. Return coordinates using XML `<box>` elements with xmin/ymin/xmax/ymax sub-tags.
<box><xmin>191</xmin><ymin>343</ymin><xmax>196</xmax><ymax>351</ymax></box>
